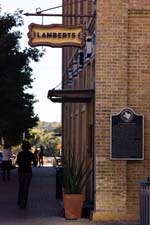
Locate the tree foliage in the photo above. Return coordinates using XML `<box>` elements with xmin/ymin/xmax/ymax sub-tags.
<box><xmin>0</xmin><ymin>10</ymin><xmax>44</xmax><ymax>145</ymax></box>
<box><xmin>30</xmin><ymin>122</ymin><xmax>62</xmax><ymax>157</ymax></box>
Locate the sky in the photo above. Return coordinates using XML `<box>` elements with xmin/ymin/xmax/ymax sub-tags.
<box><xmin>0</xmin><ymin>0</ymin><xmax>62</xmax><ymax>122</ymax></box>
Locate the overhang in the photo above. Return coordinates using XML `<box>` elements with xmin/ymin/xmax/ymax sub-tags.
<box><xmin>47</xmin><ymin>89</ymin><xmax>94</xmax><ymax>103</ymax></box>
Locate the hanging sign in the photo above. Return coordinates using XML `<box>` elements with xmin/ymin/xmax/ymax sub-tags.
<box><xmin>28</xmin><ymin>23</ymin><xmax>85</xmax><ymax>48</ymax></box>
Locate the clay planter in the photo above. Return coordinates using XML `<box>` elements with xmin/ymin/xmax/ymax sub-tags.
<box><xmin>63</xmin><ymin>193</ymin><xmax>84</xmax><ymax>219</ymax></box>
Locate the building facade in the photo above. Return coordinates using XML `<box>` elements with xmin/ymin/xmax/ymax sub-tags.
<box><xmin>60</xmin><ymin>0</ymin><xmax>150</xmax><ymax>222</ymax></box>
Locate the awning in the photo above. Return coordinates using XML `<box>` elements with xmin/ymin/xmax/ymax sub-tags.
<box><xmin>47</xmin><ymin>89</ymin><xmax>94</xmax><ymax>103</ymax></box>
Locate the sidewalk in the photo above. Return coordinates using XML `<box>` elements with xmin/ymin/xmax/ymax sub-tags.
<box><xmin>0</xmin><ymin>165</ymin><xmax>139</xmax><ymax>225</ymax></box>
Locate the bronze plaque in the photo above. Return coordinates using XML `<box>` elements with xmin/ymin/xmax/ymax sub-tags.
<box><xmin>110</xmin><ymin>108</ymin><xmax>144</xmax><ymax>160</ymax></box>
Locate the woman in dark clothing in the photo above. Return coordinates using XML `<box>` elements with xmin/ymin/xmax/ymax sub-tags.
<box><xmin>16</xmin><ymin>141</ymin><xmax>37</xmax><ymax>209</ymax></box>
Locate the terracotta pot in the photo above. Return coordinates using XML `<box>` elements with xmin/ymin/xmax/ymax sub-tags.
<box><xmin>63</xmin><ymin>193</ymin><xmax>84</xmax><ymax>219</ymax></box>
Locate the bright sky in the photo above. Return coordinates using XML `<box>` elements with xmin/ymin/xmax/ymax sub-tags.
<box><xmin>1</xmin><ymin>0</ymin><xmax>62</xmax><ymax>122</ymax></box>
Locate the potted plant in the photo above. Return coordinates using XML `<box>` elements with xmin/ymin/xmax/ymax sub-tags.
<box><xmin>60</xmin><ymin>150</ymin><xmax>93</xmax><ymax>219</ymax></box>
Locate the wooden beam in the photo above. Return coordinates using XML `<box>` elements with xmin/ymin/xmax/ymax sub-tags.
<box><xmin>47</xmin><ymin>89</ymin><xmax>94</xmax><ymax>103</ymax></box>
<box><xmin>49</xmin><ymin>97</ymin><xmax>91</xmax><ymax>103</ymax></box>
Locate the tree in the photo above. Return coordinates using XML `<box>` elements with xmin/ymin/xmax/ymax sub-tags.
<box><xmin>30</xmin><ymin>122</ymin><xmax>62</xmax><ymax>157</ymax></box>
<box><xmin>0</xmin><ymin>11</ymin><xmax>44</xmax><ymax>145</ymax></box>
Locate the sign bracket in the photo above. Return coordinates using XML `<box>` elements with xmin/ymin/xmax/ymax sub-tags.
<box><xmin>24</xmin><ymin>12</ymin><xmax>96</xmax><ymax>18</ymax></box>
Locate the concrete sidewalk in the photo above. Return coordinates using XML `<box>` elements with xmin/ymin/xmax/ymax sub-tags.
<box><xmin>0</xmin><ymin>165</ymin><xmax>139</xmax><ymax>225</ymax></box>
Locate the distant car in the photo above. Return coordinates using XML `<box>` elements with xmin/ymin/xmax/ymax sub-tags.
<box><xmin>0</xmin><ymin>151</ymin><xmax>3</xmax><ymax>168</ymax></box>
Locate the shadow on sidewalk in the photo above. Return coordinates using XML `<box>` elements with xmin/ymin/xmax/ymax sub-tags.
<box><xmin>0</xmin><ymin>166</ymin><xmax>63</xmax><ymax>221</ymax></box>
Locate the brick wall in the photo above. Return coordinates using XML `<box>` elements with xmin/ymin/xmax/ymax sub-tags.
<box><xmin>62</xmin><ymin>0</ymin><xmax>150</xmax><ymax>221</ymax></box>
<box><xmin>127</xmin><ymin>9</ymin><xmax>150</xmax><ymax>215</ymax></box>
<box><xmin>93</xmin><ymin>0</ymin><xmax>150</xmax><ymax>221</ymax></box>
<box><xmin>129</xmin><ymin>0</ymin><xmax>150</xmax><ymax>10</ymax></box>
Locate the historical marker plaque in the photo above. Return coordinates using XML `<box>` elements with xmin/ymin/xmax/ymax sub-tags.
<box><xmin>110</xmin><ymin>108</ymin><xmax>144</xmax><ymax>160</ymax></box>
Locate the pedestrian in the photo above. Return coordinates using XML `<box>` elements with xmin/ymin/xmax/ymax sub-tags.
<box><xmin>33</xmin><ymin>147</ymin><xmax>38</xmax><ymax>165</ymax></box>
<box><xmin>38</xmin><ymin>145</ymin><xmax>44</xmax><ymax>166</ymax></box>
<box><xmin>16</xmin><ymin>140</ymin><xmax>37</xmax><ymax>209</ymax></box>
<box><xmin>2</xmin><ymin>144</ymin><xmax>12</xmax><ymax>181</ymax></box>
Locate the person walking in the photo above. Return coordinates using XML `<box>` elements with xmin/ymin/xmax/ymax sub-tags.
<box><xmin>38</xmin><ymin>145</ymin><xmax>44</xmax><ymax>166</ymax></box>
<box><xmin>33</xmin><ymin>147</ymin><xmax>38</xmax><ymax>165</ymax></box>
<box><xmin>2</xmin><ymin>144</ymin><xmax>12</xmax><ymax>181</ymax></box>
<box><xmin>16</xmin><ymin>141</ymin><xmax>37</xmax><ymax>209</ymax></box>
